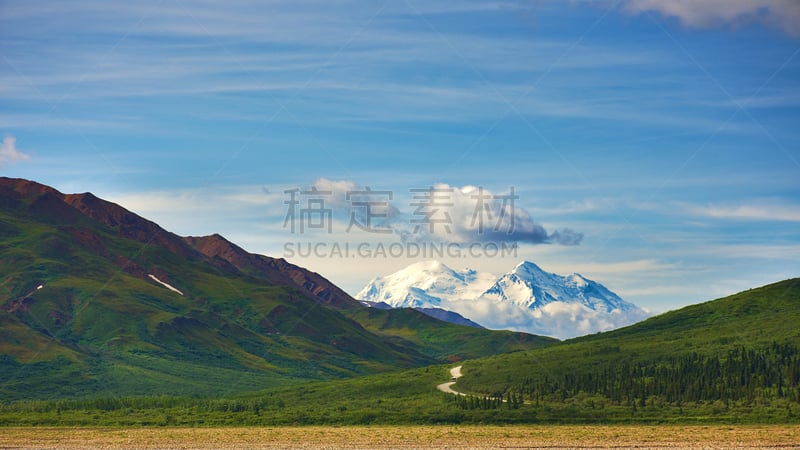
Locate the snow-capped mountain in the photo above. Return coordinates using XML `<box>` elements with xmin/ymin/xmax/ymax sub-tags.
<box><xmin>356</xmin><ymin>260</ymin><xmax>497</xmax><ymax>308</ymax></box>
<box><xmin>481</xmin><ymin>261</ymin><xmax>636</xmax><ymax>313</ymax></box>
<box><xmin>356</xmin><ymin>260</ymin><xmax>649</xmax><ymax>339</ymax></box>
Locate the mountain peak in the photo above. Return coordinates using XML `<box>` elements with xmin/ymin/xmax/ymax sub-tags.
<box><xmin>403</xmin><ymin>260</ymin><xmax>453</xmax><ymax>275</ymax></box>
<box><xmin>1</xmin><ymin>179</ymin><xmax>557</xmax><ymax>399</ymax></box>
<box><xmin>514</xmin><ymin>260</ymin><xmax>540</xmax><ymax>270</ymax></box>
<box><xmin>357</xmin><ymin>259</ymin><xmax>649</xmax><ymax>339</ymax></box>
<box><xmin>567</xmin><ymin>273</ymin><xmax>589</xmax><ymax>288</ymax></box>
<box><xmin>184</xmin><ymin>234</ymin><xmax>362</xmax><ymax>309</ymax></box>
<box><xmin>512</xmin><ymin>260</ymin><xmax>548</xmax><ymax>276</ymax></box>
<box><xmin>63</xmin><ymin>191</ymin><xmax>201</xmax><ymax>260</ymax></box>
<box><xmin>0</xmin><ymin>177</ymin><xmax>60</xmax><ymax>197</ymax></box>
<box><xmin>485</xmin><ymin>261</ymin><xmax>639</xmax><ymax>314</ymax></box>
<box><xmin>356</xmin><ymin>260</ymin><xmax>496</xmax><ymax>308</ymax></box>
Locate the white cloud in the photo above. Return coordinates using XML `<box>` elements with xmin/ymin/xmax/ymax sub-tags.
<box><xmin>529</xmin><ymin>199</ymin><xmax>612</xmax><ymax>215</ymax></box>
<box><xmin>623</xmin><ymin>0</ymin><xmax>800</xmax><ymax>37</ymax></box>
<box><xmin>438</xmin><ymin>296</ymin><xmax>648</xmax><ymax>340</ymax></box>
<box><xmin>109</xmin><ymin>186</ymin><xmax>282</xmax><ymax>215</ymax></box>
<box><xmin>297</xmin><ymin>179</ymin><xmax>584</xmax><ymax>245</ymax></box>
<box><xmin>690</xmin><ymin>243</ymin><xmax>800</xmax><ymax>260</ymax></box>
<box><xmin>309</xmin><ymin>178</ymin><xmax>361</xmax><ymax>208</ymax></box>
<box><xmin>547</xmin><ymin>259</ymin><xmax>678</xmax><ymax>277</ymax></box>
<box><xmin>685</xmin><ymin>202</ymin><xmax>800</xmax><ymax>223</ymax></box>
<box><xmin>398</xmin><ymin>183</ymin><xmax>582</xmax><ymax>246</ymax></box>
<box><xmin>632</xmin><ymin>199</ymin><xmax>800</xmax><ymax>224</ymax></box>
<box><xmin>0</xmin><ymin>135</ymin><xmax>30</xmax><ymax>166</ymax></box>
<box><xmin>306</xmin><ymin>178</ymin><xmax>402</xmax><ymax>231</ymax></box>
<box><xmin>103</xmin><ymin>185</ymin><xmax>286</xmax><ymax>238</ymax></box>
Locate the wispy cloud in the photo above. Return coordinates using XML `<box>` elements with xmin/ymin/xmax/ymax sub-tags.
<box><xmin>691</xmin><ymin>243</ymin><xmax>800</xmax><ymax>260</ymax></box>
<box><xmin>0</xmin><ymin>1</ymin><xmax>693</xmax><ymax>127</ymax></box>
<box><xmin>685</xmin><ymin>202</ymin><xmax>800</xmax><ymax>223</ymax></box>
<box><xmin>547</xmin><ymin>259</ymin><xmax>678</xmax><ymax>277</ymax></box>
<box><xmin>623</xmin><ymin>0</ymin><xmax>800</xmax><ymax>37</ymax></box>
<box><xmin>104</xmin><ymin>185</ymin><xmax>285</xmax><ymax>238</ymax></box>
<box><xmin>2</xmin><ymin>0</ymin><xmax>798</xmax><ymax>318</ymax></box>
<box><xmin>0</xmin><ymin>135</ymin><xmax>30</xmax><ymax>166</ymax></box>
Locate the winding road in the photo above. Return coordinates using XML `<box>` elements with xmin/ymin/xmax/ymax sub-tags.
<box><xmin>436</xmin><ymin>365</ymin><xmax>465</xmax><ymax>396</ymax></box>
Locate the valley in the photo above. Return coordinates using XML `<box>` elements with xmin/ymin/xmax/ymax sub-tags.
<box><xmin>1</xmin><ymin>178</ymin><xmax>798</xmax><ymax>429</ymax></box>
<box><xmin>0</xmin><ymin>178</ymin><xmax>553</xmax><ymax>400</ymax></box>
<box><xmin>4</xmin><ymin>1</ymin><xmax>799</xmax><ymax>446</ymax></box>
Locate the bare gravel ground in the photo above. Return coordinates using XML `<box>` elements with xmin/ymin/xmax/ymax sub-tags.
<box><xmin>1</xmin><ymin>425</ymin><xmax>799</xmax><ymax>449</ymax></box>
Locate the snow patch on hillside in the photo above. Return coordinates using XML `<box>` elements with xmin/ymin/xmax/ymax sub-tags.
<box><xmin>148</xmin><ymin>274</ymin><xmax>184</xmax><ymax>296</ymax></box>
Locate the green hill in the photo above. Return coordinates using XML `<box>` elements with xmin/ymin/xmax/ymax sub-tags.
<box><xmin>4</xmin><ymin>176</ymin><xmax>795</xmax><ymax>424</ymax></box>
<box><xmin>346</xmin><ymin>307</ymin><xmax>556</xmax><ymax>362</ymax></box>
<box><xmin>0</xmin><ymin>177</ymin><xmax>553</xmax><ymax>401</ymax></box>
<box><xmin>455</xmin><ymin>278</ymin><xmax>800</xmax><ymax>409</ymax></box>
<box><xmin>1</xmin><ymin>233</ymin><xmax>797</xmax><ymax>424</ymax></box>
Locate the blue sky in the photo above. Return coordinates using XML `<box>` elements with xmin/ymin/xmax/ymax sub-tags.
<box><xmin>2</xmin><ymin>0</ymin><xmax>799</xmax><ymax>313</ymax></box>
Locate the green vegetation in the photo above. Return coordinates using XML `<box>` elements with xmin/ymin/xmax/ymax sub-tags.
<box><xmin>1</xmin><ymin>361</ymin><xmax>798</xmax><ymax>426</ymax></box>
<box><xmin>2</xmin><ymin>279</ymin><xmax>799</xmax><ymax>425</ymax></box>
<box><xmin>0</xmin><ymin>178</ymin><xmax>551</xmax><ymax>401</ymax></box>
<box><xmin>510</xmin><ymin>343</ymin><xmax>800</xmax><ymax>407</ymax></box>
<box><xmin>448</xmin><ymin>278</ymin><xmax>800</xmax><ymax>423</ymax></box>
<box><xmin>1</xmin><ymin>179</ymin><xmax>799</xmax><ymax>425</ymax></box>
<box><xmin>458</xmin><ymin>278</ymin><xmax>800</xmax><ymax>396</ymax></box>
<box><xmin>345</xmin><ymin>307</ymin><xmax>557</xmax><ymax>361</ymax></box>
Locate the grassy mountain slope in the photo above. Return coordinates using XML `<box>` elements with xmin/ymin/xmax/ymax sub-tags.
<box><xmin>0</xmin><ymin>190</ymin><xmax>422</xmax><ymax>398</ymax></box>
<box><xmin>2</xmin><ymin>260</ymin><xmax>797</xmax><ymax>424</ymax></box>
<box><xmin>182</xmin><ymin>232</ymin><xmax>556</xmax><ymax>361</ymax></box>
<box><xmin>346</xmin><ymin>307</ymin><xmax>557</xmax><ymax>362</ymax></box>
<box><xmin>0</xmin><ymin>177</ymin><xmax>553</xmax><ymax>400</ymax></box>
<box><xmin>457</xmin><ymin>278</ymin><xmax>800</xmax><ymax>396</ymax></box>
<box><xmin>184</xmin><ymin>233</ymin><xmax>363</xmax><ymax>310</ymax></box>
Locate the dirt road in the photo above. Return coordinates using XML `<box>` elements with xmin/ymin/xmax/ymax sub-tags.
<box><xmin>436</xmin><ymin>365</ymin><xmax>464</xmax><ymax>395</ymax></box>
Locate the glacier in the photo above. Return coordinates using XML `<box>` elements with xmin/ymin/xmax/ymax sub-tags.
<box><xmin>356</xmin><ymin>260</ymin><xmax>649</xmax><ymax>339</ymax></box>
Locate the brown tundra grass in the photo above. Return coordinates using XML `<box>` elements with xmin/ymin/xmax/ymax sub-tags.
<box><xmin>1</xmin><ymin>425</ymin><xmax>799</xmax><ymax>449</ymax></box>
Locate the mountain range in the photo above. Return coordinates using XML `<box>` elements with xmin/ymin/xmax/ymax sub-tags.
<box><xmin>356</xmin><ymin>260</ymin><xmax>649</xmax><ymax>339</ymax></box>
<box><xmin>2</xmin><ymin>178</ymin><xmax>798</xmax><ymax>423</ymax></box>
<box><xmin>0</xmin><ymin>177</ymin><xmax>555</xmax><ymax>400</ymax></box>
